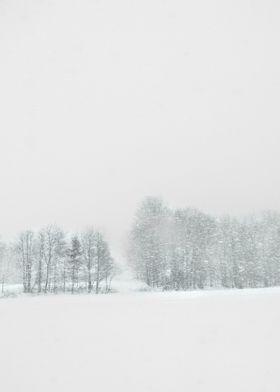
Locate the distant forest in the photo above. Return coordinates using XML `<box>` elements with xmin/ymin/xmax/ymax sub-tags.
<box><xmin>1</xmin><ymin>197</ymin><xmax>280</xmax><ymax>294</ymax></box>
<box><xmin>127</xmin><ymin>197</ymin><xmax>280</xmax><ymax>290</ymax></box>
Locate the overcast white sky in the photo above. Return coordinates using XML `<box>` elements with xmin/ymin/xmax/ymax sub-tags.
<box><xmin>0</xmin><ymin>0</ymin><xmax>280</xmax><ymax>252</ymax></box>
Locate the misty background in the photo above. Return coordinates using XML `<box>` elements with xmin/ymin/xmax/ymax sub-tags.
<box><xmin>0</xmin><ymin>0</ymin><xmax>279</xmax><ymax>256</ymax></box>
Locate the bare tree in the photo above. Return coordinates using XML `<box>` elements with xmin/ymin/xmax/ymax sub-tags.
<box><xmin>38</xmin><ymin>226</ymin><xmax>65</xmax><ymax>293</ymax></box>
<box><xmin>15</xmin><ymin>231</ymin><xmax>35</xmax><ymax>293</ymax></box>
<box><xmin>68</xmin><ymin>236</ymin><xmax>82</xmax><ymax>294</ymax></box>
<box><xmin>81</xmin><ymin>228</ymin><xmax>96</xmax><ymax>293</ymax></box>
<box><xmin>95</xmin><ymin>232</ymin><xmax>114</xmax><ymax>294</ymax></box>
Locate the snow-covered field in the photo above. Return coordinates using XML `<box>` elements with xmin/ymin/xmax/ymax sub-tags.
<box><xmin>0</xmin><ymin>288</ymin><xmax>279</xmax><ymax>392</ymax></box>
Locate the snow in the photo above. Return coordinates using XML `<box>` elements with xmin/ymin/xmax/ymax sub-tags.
<box><xmin>0</xmin><ymin>288</ymin><xmax>279</xmax><ymax>392</ymax></box>
<box><xmin>110</xmin><ymin>270</ymin><xmax>150</xmax><ymax>293</ymax></box>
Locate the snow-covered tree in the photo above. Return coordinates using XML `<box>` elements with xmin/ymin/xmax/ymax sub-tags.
<box><xmin>15</xmin><ymin>230</ymin><xmax>35</xmax><ymax>293</ymax></box>
<box><xmin>128</xmin><ymin>197</ymin><xmax>280</xmax><ymax>291</ymax></box>
<box><xmin>128</xmin><ymin>197</ymin><xmax>170</xmax><ymax>288</ymax></box>
<box><xmin>68</xmin><ymin>236</ymin><xmax>82</xmax><ymax>294</ymax></box>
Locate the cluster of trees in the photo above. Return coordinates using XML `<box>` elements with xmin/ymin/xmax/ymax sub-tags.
<box><xmin>1</xmin><ymin>197</ymin><xmax>280</xmax><ymax>295</ymax></box>
<box><xmin>128</xmin><ymin>197</ymin><xmax>280</xmax><ymax>290</ymax></box>
<box><xmin>0</xmin><ymin>226</ymin><xmax>115</xmax><ymax>294</ymax></box>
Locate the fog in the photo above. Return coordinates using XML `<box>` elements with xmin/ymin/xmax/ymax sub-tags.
<box><xmin>0</xmin><ymin>0</ymin><xmax>279</xmax><ymax>253</ymax></box>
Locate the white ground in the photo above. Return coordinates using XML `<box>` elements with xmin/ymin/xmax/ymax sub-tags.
<box><xmin>0</xmin><ymin>288</ymin><xmax>279</xmax><ymax>392</ymax></box>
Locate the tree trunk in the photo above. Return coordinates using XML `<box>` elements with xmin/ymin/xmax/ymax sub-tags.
<box><xmin>44</xmin><ymin>262</ymin><xmax>50</xmax><ymax>293</ymax></box>
<box><xmin>96</xmin><ymin>255</ymin><xmax>100</xmax><ymax>294</ymax></box>
<box><xmin>37</xmin><ymin>258</ymin><xmax>42</xmax><ymax>294</ymax></box>
<box><xmin>71</xmin><ymin>265</ymin><xmax>75</xmax><ymax>294</ymax></box>
<box><xmin>88</xmin><ymin>267</ymin><xmax>92</xmax><ymax>293</ymax></box>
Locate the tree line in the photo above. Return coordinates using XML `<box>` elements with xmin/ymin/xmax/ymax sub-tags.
<box><xmin>0</xmin><ymin>226</ymin><xmax>115</xmax><ymax>294</ymax></box>
<box><xmin>1</xmin><ymin>197</ymin><xmax>280</xmax><ymax>295</ymax></box>
<box><xmin>127</xmin><ymin>197</ymin><xmax>280</xmax><ymax>290</ymax></box>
